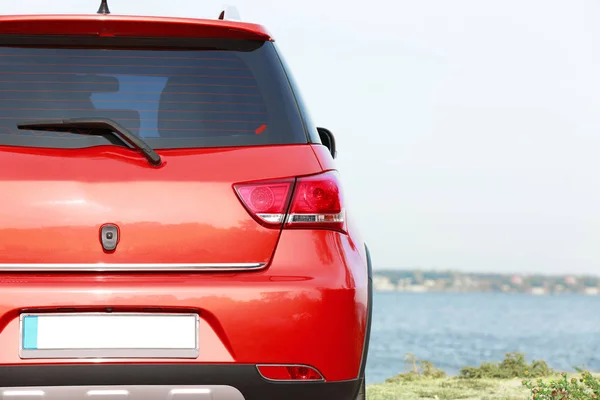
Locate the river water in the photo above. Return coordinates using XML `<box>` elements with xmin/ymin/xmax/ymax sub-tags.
<box><xmin>366</xmin><ymin>292</ymin><xmax>600</xmax><ymax>385</ymax></box>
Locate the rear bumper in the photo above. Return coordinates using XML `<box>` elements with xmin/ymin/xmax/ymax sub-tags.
<box><xmin>0</xmin><ymin>364</ymin><xmax>362</xmax><ymax>400</ymax></box>
<box><xmin>0</xmin><ymin>229</ymin><xmax>371</xmax><ymax>382</ymax></box>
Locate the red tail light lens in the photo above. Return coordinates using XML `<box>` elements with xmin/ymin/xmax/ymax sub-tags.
<box><xmin>256</xmin><ymin>365</ymin><xmax>324</xmax><ymax>381</ymax></box>
<box><xmin>234</xmin><ymin>171</ymin><xmax>345</xmax><ymax>232</ymax></box>
<box><xmin>233</xmin><ymin>179</ymin><xmax>294</xmax><ymax>227</ymax></box>
<box><xmin>286</xmin><ymin>171</ymin><xmax>346</xmax><ymax>233</ymax></box>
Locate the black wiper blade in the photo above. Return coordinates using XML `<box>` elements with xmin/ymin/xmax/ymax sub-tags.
<box><xmin>17</xmin><ymin>117</ymin><xmax>162</xmax><ymax>166</ymax></box>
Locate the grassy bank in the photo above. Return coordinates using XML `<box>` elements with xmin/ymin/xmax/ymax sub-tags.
<box><xmin>366</xmin><ymin>352</ymin><xmax>599</xmax><ymax>400</ymax></box>
<box><xmin>367</xmin><ymin>376</ymin><xmax>529</xmax><ymax>400</ymax></box>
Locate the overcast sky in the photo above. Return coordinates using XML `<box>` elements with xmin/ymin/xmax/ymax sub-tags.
<box><xmin>3</xmin><ymin>0</ymin><xmax>600</xmax><ymax>275</ymax></box>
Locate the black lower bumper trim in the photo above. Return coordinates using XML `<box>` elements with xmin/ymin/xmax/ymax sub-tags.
<box><xmin>0</xmin><ymin>364</ymin><xmax>361</xmax><ymax>400</ymax></box>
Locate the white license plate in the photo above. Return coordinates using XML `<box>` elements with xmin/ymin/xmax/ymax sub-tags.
<box><xmin>19</xmin><ymin>313</ymin><xmax>199</xmax><ymax>359</ymax></box>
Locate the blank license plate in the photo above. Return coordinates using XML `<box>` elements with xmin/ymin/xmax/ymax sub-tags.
<box><xmin>19</xmin><ymin>313</ymin><xmax>199</xmax><ymax>359</ymax></box>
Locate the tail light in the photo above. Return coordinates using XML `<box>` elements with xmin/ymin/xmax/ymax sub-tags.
<box><xmin>233</xmin><ymin>179</ymin><xmax>295</xmax><ymax>227</ymax></box>
<box><xmin>233</xmin><ymin>171</ymin><xmax>346</xmax><ymax>233</ymax></box>
<box><xmin>285</xmin><ymin>171</ymin><xmax>345</xmax><ymax>232</ymax></box>
<box><xmin>256</xmin><ymin>364</ymin><xmax>324</xmax><ymax>381</ymax></box>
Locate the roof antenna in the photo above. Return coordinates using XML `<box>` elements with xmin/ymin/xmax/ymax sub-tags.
<box><xmin>97</xmin><ymin>0</ymin><xmax>111</xmax><ymax>14</ymax></box>
<box><xmin>218</xmin><ymin>5</ymin><xmax>241</xmax><ymax>21</ymax></box>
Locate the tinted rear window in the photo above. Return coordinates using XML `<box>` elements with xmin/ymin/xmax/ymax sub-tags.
<box><xmin>0</xmin><ymin>39</ymin><xmax>308</xmax><ymax>149</ymax></box>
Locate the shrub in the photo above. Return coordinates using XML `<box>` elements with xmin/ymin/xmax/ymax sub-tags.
<box><xmin>523</xmin><ymin>371</ymin><xmax>600</xmax><ymax>399</ymax></box>
<box><xmin>420</xmin><ymin>360</ymin><xmax>447</xmax><ymax>379</ymax></box>
<box><xmin>385</xmin><ymin>353</ymin><xmax>447</xmax><ymax>383</ymax></box>
<box><xmin>459</xmin><ymin>352</ymin><xmax>553</xmax><ymax>379</ymax></box>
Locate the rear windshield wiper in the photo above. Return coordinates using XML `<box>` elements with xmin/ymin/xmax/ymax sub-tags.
<box><xmin>17</xmin><ymin>117</ymin><xmax>162</xmax><ymax>167</ymax></box>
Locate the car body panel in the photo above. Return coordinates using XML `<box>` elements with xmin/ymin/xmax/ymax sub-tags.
<box><xmin>310</xmin><ymin>144</ymin><xmax>337</xmax><ymax>171</ymax></box>
<box><xmin>0</xmin><ymin>144</ymin><xmax>321</xmax><ymax>265</ymax></box>
<box><xmin>0</xmin><ymin>229</ymin><xmax>367</xmax><ymax>382</ymax></box>
<box><xmin>0</xmin><ymin>14</ymin><xmax>272</xmax><ymax>41</ymax></box>
<box><xmin>0</xmin><ymin>11</ymin><xmax>370</xmax><ymax>398</ymax></box>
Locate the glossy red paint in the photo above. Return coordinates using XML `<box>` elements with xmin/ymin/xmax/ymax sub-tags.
<box><xmin>0</xmin><ymin>144</ymin><xmax>321</xmax><ymax>264</ymax></box>
<box><xmin>0</xmin><ymin>12</ymin><xmax>370</xmax><ymax>390</ymax></box>
<box><xmin>311</xmin><ymin>144</ymin><xmax>337</xmax><ymax>172</ymax></box>
<box><xmin>0</xmin><ymin>14</ymin><xmax>273</xmax><ymax>41</ymax></box>
<box><xmin>0</xmin><ymin>228</ymin><xmax>367</xmax><ymax>381</ymax></box>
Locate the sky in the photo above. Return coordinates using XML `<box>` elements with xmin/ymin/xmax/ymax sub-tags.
<box><xmin>3</xmin><ymin>0</ymin><xmax>600</xmax><ymax>275</ymax></box>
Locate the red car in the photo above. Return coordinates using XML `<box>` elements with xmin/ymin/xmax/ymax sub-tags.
<box><xmin>0</xmin><ymin>2</ymin><xmax>372</xmax><ymax>400</ymax></box>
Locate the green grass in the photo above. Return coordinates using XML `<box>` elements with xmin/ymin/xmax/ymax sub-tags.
<box><xmin>366</xmin><ymin>376</ymin><xmax>531</xmax><ymax>400</ymax></box>
<box><xmin>364</xmin><ymin>352</ymin><xmax>594</xmax><ymax>400</ymax></box>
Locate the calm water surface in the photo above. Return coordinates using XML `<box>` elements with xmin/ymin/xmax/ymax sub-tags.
<box><xmin>365</xmin><ymin>292</ymin><xmax>600</xmax><ymax>385</ymax></box>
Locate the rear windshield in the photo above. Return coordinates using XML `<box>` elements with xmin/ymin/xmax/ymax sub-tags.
<box><xmin>0</xmin><ymin>38</ymin><xmax>308</xmax><ymax>149</ymax></box>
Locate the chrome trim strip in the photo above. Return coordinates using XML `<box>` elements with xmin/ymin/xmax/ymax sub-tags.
<box><xmin>0</xmin><ymin>263</ymin><xmax>266</xmax><ymax>272</ymax></box>
<box><xmin>19</xmin><ymin>313</ymin><xmax>200</xmax><ymax>359</ymax></box>
<box><xmin>256</xmin><ymin>213</ymin><xmax>285</xmax><ymax>223</ymax></box>
<box><xmin>20</xmin><ymin>348</ymin><xmax>200</xmax><ymax>359</ymax></box>
<box><xmin>285</xmin><ymin>209</ymin><xmax>345</xmax><ymax>224</ymax></box>
<box><xmin>20</xmin><ymin>348</ymin><xmax>199</xmax><ymax>359</ymax></box>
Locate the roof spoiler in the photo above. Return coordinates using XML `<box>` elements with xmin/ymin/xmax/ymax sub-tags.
<box><xmin>0</xmin><ymin>14</ymin><xmax>272</xmax><ymax>41</ymax></box>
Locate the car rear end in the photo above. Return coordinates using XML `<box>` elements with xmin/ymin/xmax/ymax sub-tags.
<box><xmin>0</xmin><ymin>12</ymin><xmax>371</xmax><ymax>400</ymax></box>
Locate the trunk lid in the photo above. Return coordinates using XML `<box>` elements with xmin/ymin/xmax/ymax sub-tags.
<box><xmin>0</xmin><ymin>145</ymin><xmax>321</xmax><ymax>267</ymax></box>
<box><xmin>0</xmin><ymin>29</ymin><xmax>319</xmax><ymax>269</ymax></box>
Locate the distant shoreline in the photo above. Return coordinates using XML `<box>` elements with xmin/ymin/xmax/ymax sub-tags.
<box><xmin>374</xmin><ymin>288</ymin><xmax>598</xmax><ymax>295</ymax></box>
<box><xmin>373</xmin><ymin>269</ymin><xmax>600</xmax><ymax>295</ymax></box>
